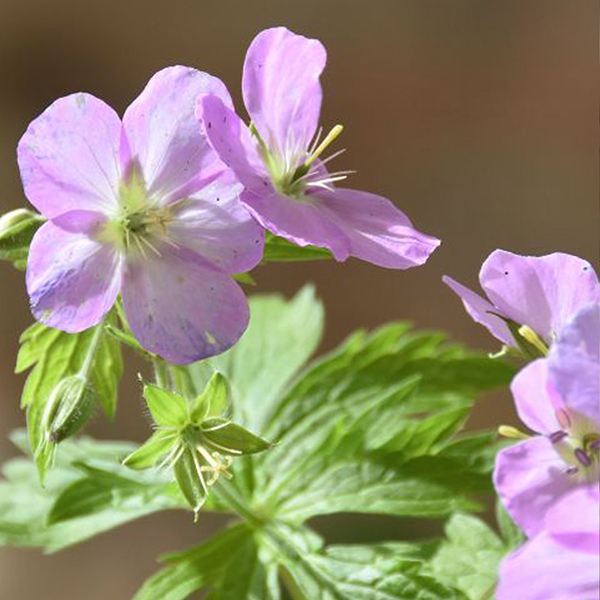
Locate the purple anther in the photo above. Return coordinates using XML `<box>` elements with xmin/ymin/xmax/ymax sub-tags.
<box><xmin>549</xmin><ymin>430</ymin><xmax>568</xmax><ymax>444</ymax></box>
<box><xmin>590</xmin><ymin>439</ymin><xmax>600</xmax><ymax>451</ymax></box>
<box><xmin>574</xmin><ymin>448</ymin><xmax>592</xmax><ymax>467</ymax></box>
<box><xmin>566</xmin><ymin>466</ymin><xmax>579</xmax><ymax>476</ymax></box>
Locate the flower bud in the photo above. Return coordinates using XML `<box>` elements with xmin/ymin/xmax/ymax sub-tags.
<box><xmin>0</xmin><ymin>209</ymin><xmax>44</xmax><ymax>248</ymax></box>
<box><xmin>42</xmin><ymin>375</ymin><xmax>97</xmax><ymax>443</ymax></box>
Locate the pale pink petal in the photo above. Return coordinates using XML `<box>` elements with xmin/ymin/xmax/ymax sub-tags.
<box><xmin>167</xmin><ymin>171</ymin><xmax>265</xmax><ymax>274</ymax></box>
<box><xmin>197</xmin><ymin>93</ymin><xmax>268</xmax><ymax>191</ymax></box>
<box><xmin>17</xmin><ymin>93</ymin><xmax>121</xmax><ymax>218</ymax></box>
<box><xmin>122</xmin><ymin>66</ymin><xmax>232</xmax><ymax>202</ymax></box>
<box><xmin>26</xmin><ymin>214</ymin><xmax>122</xmax><ymax>332</ymax></box>
<box><xmin>511</xmin><ymin>359</ymin><xmax>559</xmax><ymax>434</ymax></box>
<box><xmin>314</xmin><ymin>188</ymin><xmax>440</xmax><ymax>269</ymax></box>
<box><xmin>493</xmin><ymin>436</ymin><xmax>575</xmax><ymax>537</ymax></box>
<box><xmin>480</xmin><ymin>250</ymin><xmax>599</xmax><ymax>343</ymax></box>
<box><xmin>241</xmin><ymin>188</ymin><xmax>352</xmax><ymax>261</ymax></box>
<box><xmin>442</xmin><ymin>276</ymin><xmax>514</xmax><ymax>345</ymax></box>
<box><xmin>121</xmin><ymin>247</ymin><xmax>249</xmax><ymax>364</ymax></box>
<box><xmin>242</xmin><ymin>27</ymin><xmax>326</xmax><ymax>156</ymax></box>
<box><xmin>497</xmin><ymin>532</ymin><xmax>599</xmax><ymax>600</ymax></box>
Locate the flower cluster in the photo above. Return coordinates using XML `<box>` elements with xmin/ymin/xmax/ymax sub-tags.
<box><xmin>446</xmin><ymin>251</ymin><xmax>600</xmax><ymax>600</ymax></box>
<box><xmin>17</xmin><ymin>26</ymin><xmax>439</xmax><ymax>365</ymax></box>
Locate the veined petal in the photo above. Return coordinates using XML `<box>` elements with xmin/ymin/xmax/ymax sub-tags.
<box><xmin>493</xmin><ymin>436</ymin><xmax>575</xmax><ymax>537</ymax></box>
<box><xmin>314</xmin><ymin>188</ymin><xmax>440</xmax><ymax>269</ymax></box>
<box><xmin>442</xmin><ymin>276</ymin><xmax>514</xmax><ymax>346</ymax></box>
<box><xmin>122</xmin><ymin>66</ymin><xmax>232</xmax><ymax>202</ymax></box>
<box><xmin>511</xmin><ymin>359</ymin><xmax>559</xmax><ymax>434</ymax></box>
<box><xmin>121</xmin><ymin>247</ymin><xmax>249</xmax><ymax>364</ymax></box>
<box><xmin>17</xmin><ymin>93</ymin><xmax>121</xmax><ymax>218</ymax></box>
<box><xmin>242</xmin><ymin>27</ymin><xmax>326</xmax><ymax>156</ymax></box>
<box><xmin>197</xmin><ymin>93</ymin><xmax>267</xmax><ymax>190</ymax></box>
<box><xmin>480</xmin><ymin>250</ymin><xmax>599</xmax><ymax>344</ymax></box>
<box><xmin>549</xmin><ymin>304</ymin><xmax>600</xmax><ymax>423</ymax></box>
<box><xmin>168</xmin><ymin>171</ymin><xmax>265</xmax><ymax>274</ymax></box>
<box><xmin>497</xmin><ymin>532</ymin><xmax>599</xmax><ymax>600</ymax></box>
<box><xmin>26</xmin><ymin>214</ymin><xmax>122</xmax><ymax>332</ymax></box>
<box><xmin>241</xmin><ymin>188</ymin><xmax>352</xmax><ymax>261</ymax></box>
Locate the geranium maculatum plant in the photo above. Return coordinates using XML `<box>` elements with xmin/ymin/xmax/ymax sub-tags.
<box><xmin>0</xmin><ymin>26</ymin><xmax>597</xmax><ymax>600</ymax></box>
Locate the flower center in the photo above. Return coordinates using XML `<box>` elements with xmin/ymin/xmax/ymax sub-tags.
<box><xmin>252</xmin><ymin>123</ymin><xmax>353</xmax><ymax>199</ymax></box>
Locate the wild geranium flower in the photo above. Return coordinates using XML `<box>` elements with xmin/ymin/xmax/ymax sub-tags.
<box><xmin>443</xmin><ymin>250</ymin><xmax>599</xmax><ymax>358</ymax></box>
<box><xmin>18</xmin><ymin>67</ymin><xmax>264</xmax><ymax>364</ymax></box>
<box><xmin>493</xmin><ymin>304</ymin><xmax>599</xmax><ymax>537</ymax></box>
<box><xmin>196</xmin><ymin>26</ymin><xmax>440</xmax><ymax>268</ymax></box>
<box><xmin>496</xmin><ymin>484</ymin><xmax>599</xmax><ymax>600</ymax></box>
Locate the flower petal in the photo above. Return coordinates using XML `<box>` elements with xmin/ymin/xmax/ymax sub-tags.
<box><xmin>26</xmin><ymin>214</ymin><xmax>122</xmax><ymax>332</ymax></box>
<box><xmin>313</xmin><ymin>188</ymin><xmax>440</xmax><ymax>269</ymax></box>
<box><xmin>197</xmin><ymin>93</ymin><xmax>268</xmax><ymax>191</ymax></box>
<box><xmin>497</xmin><ymin>532</ymin><xmax>599</xmax><ymax>600</ymax></box>
<box><xmin>511</xmin><ymin>359</ymin><xmax>559</xmax><ymax>434</ymax></box>
<box><xmin>242</xmin><ymin>27</ymin><xmax>326</xmax><ymax>156</ymax></box>
<box><xmin>549</xmin><ymin>304</ymin><xmax>600</xmax><ymax>423</ymax></box>
<box><xmin>442</xmin><ymin>276</ymin><xmax>514</xmax><ymax>345</ymax></box>
<box><xmin>122</xmin><ymin>66</ymin><xmax>232</xmax><ymax>202</ymax></box>
<box><xmin>545</xmin><ymin>484</ymin><xmax>600</xmax><ymax>554</ymax></box>
<box><xmin>17</xmin><ymin>93</ymin><xmax>121</xmax><ymax>218</ymax></box>
<box><xmin>493</xmin><ymin>436</ymin><xmax>575</xmax><ymax>537</ymax></box>
<box><xmin>240</xmin><ymin>188</ymin><xmax>352</xmax><ymax>261</ymax></box>
<box><xmin>167</xmin><ymin>171</ymin><xmax>265</xmax><ymax>274</ymax></box>
<box><xmin>121</xmin><ymin>247</ymin><xmax>249</xmax><ymax>364</ymax></box>
<box><xmin>480</xmin><ymin>250</ymin><xmax>599</xmax><ymax>344</ymax></box>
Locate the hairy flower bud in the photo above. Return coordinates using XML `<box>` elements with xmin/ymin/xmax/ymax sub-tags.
<box><xmin>0</xmin><ymin>208</ymin><xmax>45</xmax><ymax>270</ymax></box>
<box><xmin>42</xmin><ymin>375</ymin><xmax>97</xmax><ymax>443</ymax></box>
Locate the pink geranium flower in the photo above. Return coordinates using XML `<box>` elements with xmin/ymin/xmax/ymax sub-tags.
<box><xmin>18</xmin><ymin>67</ymin><xmax>264</xmax><ymax>364</ymax></box>
<box><xmin>493</xmin><ymin>304</ymin><xmax>599</xmax><ymax>537</ymax></box>
<box><xmin>443</xmin><ymin>250</ymin><xmax>599</xmax><ymax>355</ymax></box>
<box><xmin>497</xmin><ymin>485</ymin><xmax>599</xmax><ymax>600</ymax></box>
<box><xmin>196</xmin><ymin>27</ymin><xmax>440</xmax><ymax>268</ymax></box>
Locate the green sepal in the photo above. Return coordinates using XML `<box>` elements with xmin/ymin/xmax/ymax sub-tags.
<box><xmin>189</xmin><ymin>372</ymin><xmax>230</xmax><ymax>423</ymax></box>
<box><xmin>123</xmin><ymin>429</ymin><xmax>178</xmax><ymax>470</ymax></box>
<box><xmin>487</xmin><ymin>312</ymin><xmax>547</xmax><ymax>360</ymax></box>
<box><xmin>232</xmin><ymin>272</ymin><xmax>257</xmax><ymax>286</ymax></box>
<box><xmin>201</xmin><ymin>418</ymin><xmax>274</xmax><ymax>455</ymax></box>
<box><xmin>173</xmin><ymin>447</ymin><xmax>207</xmax><ymax>518</ymax></box>
<box><xmin>143</xmin><ymin>384</ymin><xmax>188</xmax><ymax>427</ymax></box>
<box><xmin>262</xmin><ymin>232</ymin><xmax>332</xmax><ymax>262</ymax></box>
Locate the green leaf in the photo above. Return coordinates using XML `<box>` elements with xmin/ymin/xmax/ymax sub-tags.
<box><xmin>0</xmin><ymin>208</ymin><xmax>45</xmax><ymax>270</ymax></box>
<box><xmin>17</xmin><ymin>319</ymin><xmax>122</xmax><ymax>479</ymax></box>
<box><xmin>427</xmin><ymin>514</ymin><xmax>506</xmax><ymax>600</ymax></box>
<box><xmin>123</xmin><ymin>430</ymin><xmax>178</xmax><ymax>470</ymax></box>
<box><xmin>495</xmin><ymin>499</ymin><xmax>525</xmax><ymax>550</ymax></box>
<box><xmin>0</xmin><ymin>431</ymin><xmax>180</xmax><ymax>552</ymax></box>
<box><xmin>201</xmin><ymin>419</ymin><xmax>273</xmax><ymax>455</ymax></box>
<box><xmin>187</xmin><ymin>286</ymin><xmax>324</xmax><ymax>432</ymax></box>
<box><xmin>143</xmin><ymin>384</ymin><xmax>188</xmax><ymax>427</ymax></box>
<box><xmin>190</xmin><ymin>372</ymin><xmax>231</xmax><ymax>423</ymax></box>
<box><xmin>262</xmin><ymin>233</ymin><xmax>332</xmax><ymax>263</ymax></box>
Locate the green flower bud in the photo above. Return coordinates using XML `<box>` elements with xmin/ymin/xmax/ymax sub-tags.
<box><xmin>42</xmin><ymin>375</ymin><xmax>97</xmax><ymax>443</ymax></box>
<box><xmin>0</xmin><ymin>208</ymin><xmax>45</xmax><ymax>270</ymax></box>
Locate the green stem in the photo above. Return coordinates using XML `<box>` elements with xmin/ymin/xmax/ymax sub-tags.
<box><xmin>79</xmin><ymin>322</ymin><xmax>104</xmax><ymax>379</ymax></box>
<box><xmin>213</xmin><ymin>479</ymin><xmax>264</xmax><ymax>529</ymax></box>
<box><xmin>152</xmin><ymin>356</ymin><xmax>171</xmax><ymax>389</ymax></box>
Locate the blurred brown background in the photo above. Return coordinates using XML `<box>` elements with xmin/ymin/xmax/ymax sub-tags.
<box><xmin>0</xmin><ymin>0</ymin><xmax>597</xmax><ymax>598</ymax></box>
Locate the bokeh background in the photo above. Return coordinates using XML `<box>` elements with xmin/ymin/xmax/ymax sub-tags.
<box><xmin>0</xmin><ymin>0</ymin><xmax>597</xmax><ymax>598</ymax></box>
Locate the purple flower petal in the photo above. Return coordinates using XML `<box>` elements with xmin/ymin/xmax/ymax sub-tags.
<box><xmin>442</xmin><ymin>276</ymin><xmax>514</xmax><ymax>345</ymax></box>
<box><xmin>26</xmin><ymin>214</ymin><xmax>122</xmax><ymax>332</ymax></box>
<box><xmin>510</xmin><ymin>359</ymin><xmax>559</xmax><ymax>434</ymax></box>
<box><xmin>241</xmin><ymin>188</ymin><xmax>352</xmax><ymax>261</ymax></box>
<box><xmin>167</xmin><ymin>171</ymin><xmax>265</xmax><ymax>274</ymax></box>
<box><xmin>313</xmin><ymin>188</ymin><xmax>440</xmax><ymax>269</ymax></box>
<box><xmin>197</xmin><ymin>94</ymin><xmax>268</xmax><ymax>191</ymax></box>
<box><xmin>242</xmin><ymin>27</ymin><xmax>326</xmax><ymax>156</ymax></box>
<box><xmin>497</xmin><ymin>531</ymin><xmax>599</xmax><ymax>600</ymax></box>
<box><xmin>493</xmin><ymin>436</ymin><xmax>575</xmax><ymax>537</ymax></box>
<box><xmin>545</xmin><ymin>484</ymin><xmax>599</xmax><ymax>554</ymax></box>
<box><xmin>122</xmin><ymin>66</ymin><xmax>232</xmax><ymax>202</ymax></box>
<box><xmin>17</xmin><ymin>93</ymin><xmax>122</xmax><ymax>218</ymax></box>
<box><xmin>549</xmin><ymin>304</ymin><xmax>600</xmax><ymax>423</ymax></box>
<box><xmin>480</xmin><ymin>250</ymin><xmax>599</xmax><ymax>344</ymax></box>
<box><xmin>121</xmin><ymin>247</ymin><xmax>249</xmax><ymax>364</ymax></box>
